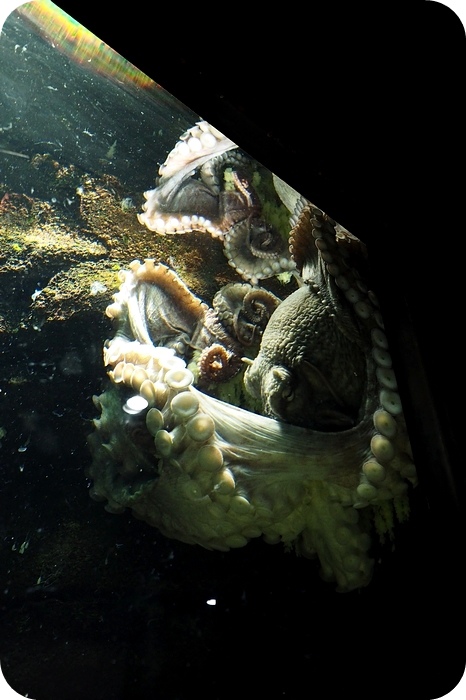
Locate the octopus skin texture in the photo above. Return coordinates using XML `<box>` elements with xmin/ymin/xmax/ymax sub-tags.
<box><xmin>137</xmin><ymin>121</ymin><xmax>296</xmax><ymax>285</ymax></box>
<box><xmin>87</xmin><ymin>122</ymin><xmax>417</xmax><ymax>592</ymax></box>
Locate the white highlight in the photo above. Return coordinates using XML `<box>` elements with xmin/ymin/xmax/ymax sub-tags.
<box><xmin>123</xmin><ymin>395</ymin><xmax>149</xmax><ymax>415</ymax></box>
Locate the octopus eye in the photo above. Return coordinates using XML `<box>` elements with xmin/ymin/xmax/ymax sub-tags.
<box><xmin>240</xmin><ymin>326</ymin><xmax>254</xmax><ymax>344</ymax></box>
<box><xmin>282</xmin><ymin>387</ymin><xmax>294</xmax><ymax>402</ymax></box>
<box><xmin>251</xmin><ymin>221</ymin><xmax>273</xmax><ymax>250</ymax></box>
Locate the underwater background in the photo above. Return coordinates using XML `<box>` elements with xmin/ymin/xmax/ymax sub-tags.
<box><xmin>0</xmin><ymin>2</ymin><xmax>464</xmax><ymax>699</ymax></box>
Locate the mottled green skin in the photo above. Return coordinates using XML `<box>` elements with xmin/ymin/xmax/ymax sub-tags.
<box><xmin>244</xmin><ymin>280</ymin><xmax>366</xmax><ymax>431</ymax></box>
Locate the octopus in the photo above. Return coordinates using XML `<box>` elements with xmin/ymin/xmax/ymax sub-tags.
<box><xmin>137</xmin><ymin>121</ymin><xmax>296</xmax><ymax>285</ymax></box>
<box><xmin>87</xmin><ymin>121</ymin><xmax>416</xmax><ymax>592</ymax></box>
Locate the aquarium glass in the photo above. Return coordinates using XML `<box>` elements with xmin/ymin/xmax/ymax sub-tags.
<box><xmin>0</xmin><ymin>3</ymin><xmax>422</xmax><ymax>698</ymax></box>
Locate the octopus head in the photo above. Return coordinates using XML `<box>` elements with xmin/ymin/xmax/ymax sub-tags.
<box><xmin>245</xmin><ymin>359</ymin><xmax>357</xmax><ymax>431</ymax></box>
<box><xmin>245</xmin><ymin>361</ymin><xmax>292</xmax><ymax>419</ymax></box>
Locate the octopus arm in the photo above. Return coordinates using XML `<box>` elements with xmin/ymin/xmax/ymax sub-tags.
<box><xmin>191</xmin><ymin>385</ymin><xmax>370</xmax><ymax>485</ymax></box>
<box><xmin>90</xmin><ymin>122</ymin><xmax>416</xmax><ymax>592</ymax></box>
<box><xmin>89</xmin><ymin>371</ymin><xmax>375</xmax><ymax>591</ymax></box>
<box><xmin>157</xmin><ymin>121</ymin><xmax>237</xmax><ymax>181</ymax></box>
<box><xmin>138</xmin><ymin>122</ymin><xmax>237</xmax><ymax>233</ymax></box>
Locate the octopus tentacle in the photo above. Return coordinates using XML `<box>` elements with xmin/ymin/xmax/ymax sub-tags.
<box><xmin>105</xmin><ymin>259</ymin><xmax>210</xmax><ymax>358</ymax></box>
<box><xmin>213</xmin><ymin>283</ymin><xmax>281</xmax><ymax>347</ymax></box>
<box><xmin>197</xmin><ymin>343</ymin><xmax>243</xmax><ymax>384</ymax></box>
<box><xmin>244</xmin><ymin>192</ymin><xmax>415</xmax><ymax>506</ymax></box>
<box><xmin>90</xmin><ymin>248</ymin><xmax>413</xmax><ymax>591</ymax></box>
<box><xmin>138</xmin><ymin>121</ymin><xmax>237</xmax><ymax>237</ymax></box>
<box><xmin>137</xmin><ymin>123</ymin><xmax>295</xmax><ymax>282</ymax></box>
<box><xmin>89</xmin><ymin>350</ymin><xmax>376</xmax><ymax>589</ymax></box>
<box><xmin>223</xmin><ymin>216</ymin><xmax>295</xmax><ymax>285</ymax></box>
<box><xmin>89</xmin><ymin>122</ymin><xmax>416</xmax><ymax>592</ymax></box>
<box><xmin>243</xmin><ymin>288</ymin><xmax>281</xmax><ymax>327</ymax></box>
<box><xmin>105</xmin><ymin>260</ymin><xmax>267</xmax><ymax>393</ymax></box>
<box><xmin>158</xmin><ymin>121</ymin><xmax>237</xmax><ymax>181</ymax></box>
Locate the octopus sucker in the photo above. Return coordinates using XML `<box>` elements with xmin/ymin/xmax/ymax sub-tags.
<box><xmin>88</xmin><ymin>122</ymin><xmax>416</xmax><ymax>592</ymax></box>
<box><xmin>137</xmin><ymin>123</ymin><xmax>295</xmax><ymax>283</ymax></box>
<box><xmin>198</xmin><ymin>343</ymin><xmax>243</xmax><ymax>384</ymax></box>
<box><xmin>212</xmin><ymin>283</ymin><xmax>281</xmax><ymax>348</ymax></box>
<box><xmin>223</xmin><ymin>217</ymin><xmax>295</xmax><ymax>285</ymax></box>
<box><xmin>157</xmin><ymin>121</ymin><xmax>237</xmax><ymax>182</ymax></box>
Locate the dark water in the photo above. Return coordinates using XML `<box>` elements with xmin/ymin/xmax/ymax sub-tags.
<box><xmin>0</xmin><ymin>6</ymin><xmax>200</xmax><ymax>197</ymax></box>
<box><xmin>0</xmin><ymin>4</ymin><xmax>464</xmax><ymax>700</ymax></box>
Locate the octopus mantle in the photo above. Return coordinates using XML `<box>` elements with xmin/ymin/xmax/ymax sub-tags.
<box><xmin>87</xmin><ymin>122</ymin><xmax>416</xmax><ymax>592</ymax></box>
